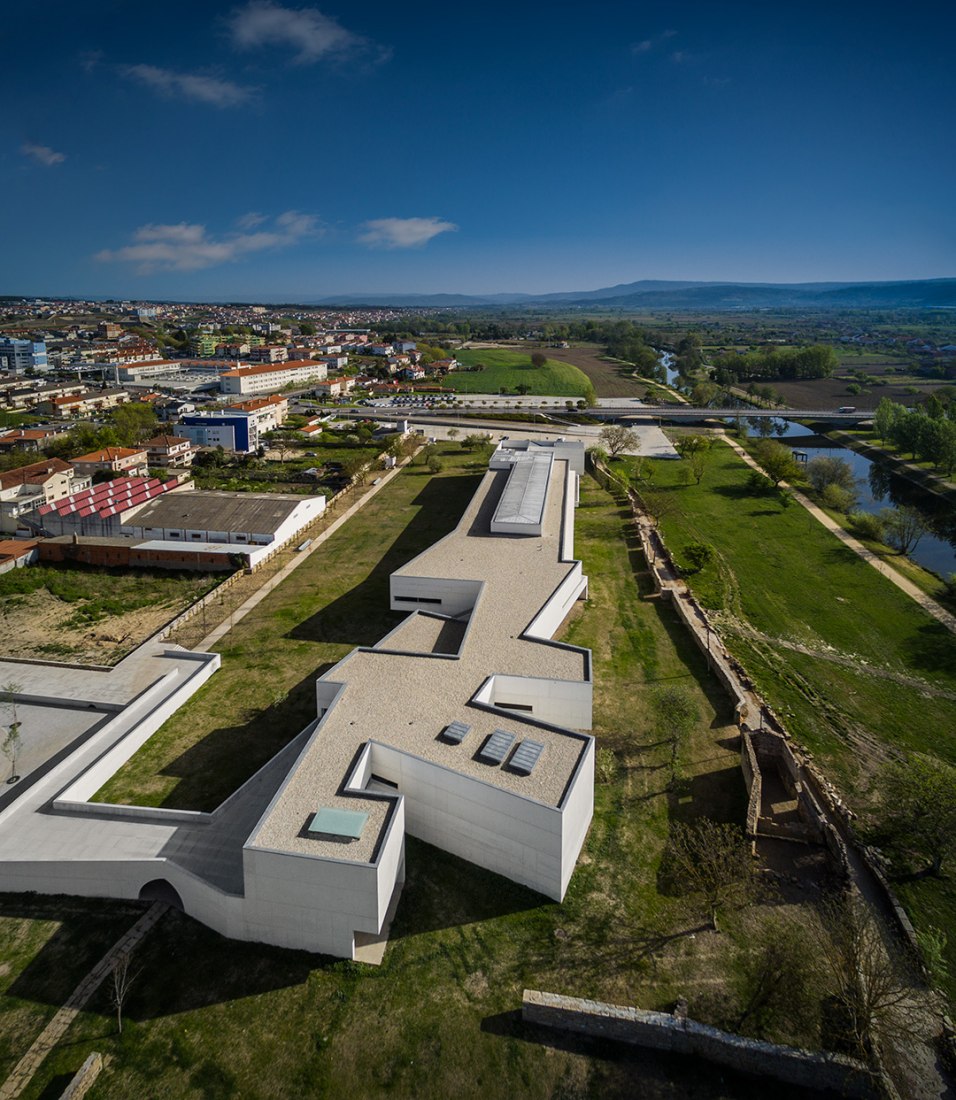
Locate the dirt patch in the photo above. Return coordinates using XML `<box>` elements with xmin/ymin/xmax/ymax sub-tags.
<box><xmin>764</xmin><ymin>370</ymin><xmax>953</xmax><ymax>410</ymax></box>
<box><xmin>544</xmin><ymin>344</ymin><xmax>653</xmax><ymax>398</ymax></box>
<box><xmin>0</xmin><ymin>587</ymin><xmax>196</xmax><ymax>665</ymax></box>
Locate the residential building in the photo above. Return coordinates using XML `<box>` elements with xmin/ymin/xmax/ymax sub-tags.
<box><xmin>247</xmin><ymin>345</ymin><xmax>289</xmax><ymax>364</ymax></box>
<box><xmin>0</xmin><ymin>427</ymin><xmax>69</xmax><ymax>452</ymax></box>
<box><xmin>314</xmin><ymin>376</ymin><xmax>356</xmax><ymax>397</ymax></box>
<box><xmin>0</xmin><ymin>338</ymin><xmax>48</xmax><ymax>375</ymax></box>
<box><xmin>0</xmin><ymin>457</ymin><xmax>83</xmax><ymax>534</ymax></box>
<box><xmin>37</xmin><ymin>389</ymin><xmax>131</xmax><ymax>419</ymax></box>
<box><xmin>142</xmin><ymin>435</ymin><xmax>195</xmax><ymax>469</ymax></box>
<box><xmin>71</xmin><ymin>446</ymin><xmax>149</xmax><ymax>479</ymax></box>
<box><xmin>223</xmin><ymin>394</ymin><xmax>289</xmax><ymax>433</ymax></box>
<box><xmin>219</xmin><ymin>360</ymin><xmax>328</xmax><ymax>397</ymax></box>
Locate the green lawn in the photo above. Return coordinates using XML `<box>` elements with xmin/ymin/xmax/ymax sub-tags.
<box><xmin>451</xmin><ymin>349</ymin><xmax>593</xmax><ymax>397</ymax></box>
<box><xmin>12</xmin><ymin>471</ymin><xmax>827</xmax><ymax>1100</ymax></box>
<box><xmin>94</xmin><ymin>447</ymin><xmax>483</xmax><ymax>810</ymax></box>
<box><xmin>627</xmin><ymin>440</ymin><xmax>956</xmax><ymax>996</ymax></box>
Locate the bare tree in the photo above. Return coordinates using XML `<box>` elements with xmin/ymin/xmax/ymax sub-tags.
<box><xmin>818</xmin><ymin>892</ymin><xmax>929</xmax><ymax>1069</ymax></box>
<box><xmin>880</xmin><ymin>505</ymin><xmax>928</xmax><ymax>556</ymax></box>
<box><xmin>665</xmin><ymin>818</ymin><xmax>752</xmax><ymax>931</ymax></box>
<box><xmin>110</xmin><ymin>949</ymin><xmax>139</xmax><ymax>1035</ymax></box>
<box><xmin>1</xmin><ymin>681</ymin><xmax>23</xmax><ymax>784</ymax></box>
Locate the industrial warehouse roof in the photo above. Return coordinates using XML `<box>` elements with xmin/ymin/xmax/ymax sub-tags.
<box><xmin>37</xmin><ymin>476</ymin><xmax>182</xmax><ymax>520</ymax></box>
<box><xmin>127</xmin><ymin>490</ymin><xmax>317</xmax><ymax>534</ymax></box>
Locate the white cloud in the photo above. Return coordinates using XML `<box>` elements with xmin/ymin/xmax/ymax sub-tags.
<box><xmin>228</xmin><ymin>1</ymin><xmax>385</xmax><ymax>65</ymax></box>
<box><xmin>21</xmin><ymin>143</ymin><xmax>66</xmax><ymax>167</ymax></box>
<box><xmin>631</xmin><ymin>29</ymin><xmax>677</xmax><ymax>55</ymax></box>
<box><xmin>95</xmin><ymin>212</ymin><xmax>321</xmax><ymax>273</ymax></box>
<box><xmin>236</xmin><ymin>211</ymin><xmax>268</xmax><ymax>230</ymax></box>
<box><xmin>359</xmin><ymin>217</ymin><xmax>457</xmax><ymax>249</ymax></box>
<box><xmin>122</xmin><ymin>64</ymin><xmax>254</xmax><ymax>108</ymax></box>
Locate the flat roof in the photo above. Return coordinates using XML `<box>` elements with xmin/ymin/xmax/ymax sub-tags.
<box><xmin>127</xmin><ymin>490</ymin><xmax>317</xmax><ymax>535</ymax></box>
<box><xmin>492</xmin><ymin>451</ymin><xmax>553</xmax><ymax>529</ymax></box>
<box><xmin>251</xmin><ymin>452</ymin><xmax>590</xmax><ymax>863</ymax></box>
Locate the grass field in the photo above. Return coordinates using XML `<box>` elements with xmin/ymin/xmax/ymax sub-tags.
<box><xmin>451</xmin><ymin>349</ymin><xmax>592</xmax><ymax>397</ymax></box>
<box><xmin>626</xmin><ymin>440</ymin><xmax>956</xmax><ymax>996</ymax></box>
<box><xmin>8</xmin><ymin>469</ymin><xmax>829</xmax><ymax>1100</ymax></box>
<box><xmin>94</xmin><ymin>448</ymin><xmax>483</xmax><ymax>810</ymax></box>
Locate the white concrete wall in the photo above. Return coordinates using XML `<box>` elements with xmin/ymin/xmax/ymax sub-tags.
<box><xmin>559</xmin><ymin>737</ymin><xmax>595</xmax><ymax>897</ymax></box>
<box><xmin>365</xmin><ymin>741</ymin><xmax>578</xmax><ymax>900</ymax></box>
<box><xmin>390</xmin><ymin>576</ymin><xmax>482</xmax><ymax>618</ymax></box>
<box><xmin>53</xmin><ymin>652</ymin><xmax>221</xmax><ymax>808</ymax></box>
<box><xmin>489</xmin><ymin>673</ymin><xmax>592</xmax><ymax>731</ymax></box>
<box><xmin>525</xmin><ymin>562</ymin><xmax>588</xmax><ymax>641</ymax></box>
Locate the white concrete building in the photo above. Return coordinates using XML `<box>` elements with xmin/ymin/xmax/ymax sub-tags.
<box><xmin>0</xmin><ymin>442</ymin><xmax>592</xmax><ymax>961</ymax></box>
<box><xmin>219</xmin><ymin>360</ymin><xmax>329</xmax><ymax>396</ymax></box>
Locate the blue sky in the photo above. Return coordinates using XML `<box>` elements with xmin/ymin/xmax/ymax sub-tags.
<box><xmin>3</xmin><ymin>0</ymin><xmax>955</xmax><ymax>300</ymax></box>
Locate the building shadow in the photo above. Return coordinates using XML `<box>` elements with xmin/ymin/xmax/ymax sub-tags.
<box><xmin>152</xmin><ymin>666</ymin><xmax>332</xmax><ymax>811</ymax></box>
<box><xmin>387</xmin><ymin>837</ymin><xmax>546</xmax><ymax>941</ymax></box>
<box><xmin>288</xmin><ymin>473</ymin><xmax>482</xmax><ymax>648</ymax></box>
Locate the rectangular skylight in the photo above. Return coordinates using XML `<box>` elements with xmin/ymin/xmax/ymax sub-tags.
<box><xmin>306</xmin><ymin>807</ymin><xmax>369</xmax><ymax>840</ymax></box>
<box><xmin>510</xmin><ymin>739</ymin><xmax>545</xmax><ymax>775</ymax></box>
<box><xmin>442</xmin><ymin>720</ymin><xmax>471</xmax><ymax>745</ymax></box>
<box><xmin>478</xmin><ymin>729</ymin><xmax>516</xmax><ymax>765</ymax></box>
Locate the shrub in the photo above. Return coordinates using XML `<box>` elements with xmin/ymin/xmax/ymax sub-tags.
<box><xmin>847</xmin><ymin>510</ymin><xmax>884</xmax><ymax>541</ymax></box>
<box><xmin>821</xmin><ymin>484</ymin><xmax>856</xmax><ymax>513</ymax></box>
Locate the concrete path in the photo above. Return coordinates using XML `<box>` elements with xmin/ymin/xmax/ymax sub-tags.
<box><xmin>720</xmin><ymin>433</ymin><xmax>956</xmax><ymax>634</ymax></box>
<box><xmin>0</xmin><ymin>902</ymin><xmax>166</xmax><ymax>1100</ymax></box>
<box><xmin>197</xmin><ymin>450</ymin><xmax>418</xmax><ymax>652</ymax></box>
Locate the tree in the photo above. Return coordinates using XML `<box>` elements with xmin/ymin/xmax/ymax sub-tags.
<box><xmin>665</xmin><ymin>819</ymin><xmax>752</xmax><ymax>931</ymax></box>
<box><xmin>427</xmin><ymin>455</ymin><xmax>442</xmax><ymax>475</ymax></box>
<box><xmin>806</xmin><ymin>456</ymin><xmax>856</xmax><ymax>495</ymax></box>
<box><xmin>110</xmin><ymin>949</ymin><xmax>139</xmax><ymax>1035</ymax></box>
<box><xmin>462</xmin><ymin>432</ymin><xmax>492</xmax><ymax>452</ymax></box>
<box><xmin>874</xmin><ymin>397</ymin><xmax>901</xmax><ymax>443</ymax></box>
<box><xmin>876</xmin><ymin>754</ymin><xmax>956</xmax><ymax>876</ymax></box>
<box><xmin>818</xmin><ymin>892</ymin><xmax>925</xmax><ymax>1066</ymax></box>
<box><xmin>652</xmin><ymin>686</ymin><xmax>699</xmax><ymax>782</ymax></box>
<box><xmin>1</xmin><ymin>681</ymin><xmax>23</xmax><ymax>784</ymax></box>
<box><xmin>110</xmin><ymin>403</ymin><xmax>158</xmax><ymax>446</ymax></box>
<box><xmin>754</xmin><ymin>439</ymin><xmax>800</xmax><ymax>487</ymax></box>
<box><xmin>880</xmin><ymin>504</ymin><xmax>928</xmax><ymax>556</ymax></box>
<box><xmin>684</xmin><ymin>541</ymin><xmax>715</xmax><ymax>573</ymax></box>
<box><xmin>341</xmin><ymin>455</ymin><xmax>369</xmax><ymax>485</ymax></box>
<box><xmin>675</xmin><ymin>434</ymin><xmax>712</xmax><ymax>484</ymax></box>
<box><xmin>599</xmin><ymin>424</ymin><xmax>638</xmax><ymax>458</ymax></box>
<box><xmin>530</xmin><ymin>351</ymin><xmax>547</xmax><ymax>369</ymax></box>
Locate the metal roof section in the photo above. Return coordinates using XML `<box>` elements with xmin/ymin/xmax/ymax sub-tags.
<box><xmin>125</xmin><ymin>490</ymin><xmax>311</xmax><ymax>535</ymax></box>
<box><xmin>441</xmin><ymin>719</ymin><xmax>471</xmax><ymax>745</ymax></box>
<box><xmin>510</xmin><ymin>739</ymin><xmax>545</xmax><ymax>775</ymax></box>
<box><xmin>478</xmin><ymin>728</ymin><xmax>517</xmax><ymax>765</ymax></box>
<box><xmin>307</xmin><ymin>807</ymin><xmax>369</xmax><ymax>840</ymax></box>
<box><xmin>490</xmin><ymin>451</ymin><xmax>553</xmax><ymax>535</ymax></box>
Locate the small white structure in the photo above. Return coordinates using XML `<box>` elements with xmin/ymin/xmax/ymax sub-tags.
<box><xmin>0</xmin><ymin>441</ymin><xmax>592</xmax><ymax>961</ymax></box>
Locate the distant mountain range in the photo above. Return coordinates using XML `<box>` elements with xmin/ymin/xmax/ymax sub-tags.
<box><xmin>309</xmin><ymin>278</ymin><xmax>956</xmax><ymax>310</ymax></box>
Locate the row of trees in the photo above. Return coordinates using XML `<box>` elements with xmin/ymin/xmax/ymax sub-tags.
<box><xmin>873</xmin><ymin>396</ymin><xmax>956</xmax><ymax>474</ymax></box>
<box><xmin>713</xmin><ymin>345</ymin><xmax>838</xmax><ymax>384</ymax></box>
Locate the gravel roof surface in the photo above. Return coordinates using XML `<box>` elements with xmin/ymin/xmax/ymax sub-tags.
<box><xmin>251</xmin><ymin>458</ymin><xmax>590</xmax><ymax>863</ymax></box>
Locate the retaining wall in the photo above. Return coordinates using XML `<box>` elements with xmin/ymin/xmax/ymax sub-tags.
<box><xmin>522</xmin><ymin>990</ymin><xmax>878</xmax><ymax>1097</ymax></box>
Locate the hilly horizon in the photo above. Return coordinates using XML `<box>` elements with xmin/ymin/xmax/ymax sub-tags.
<box><xmin>309</xmin><ymin>277</ymin><xmax>956</xmax><ymax>311</ymax></box>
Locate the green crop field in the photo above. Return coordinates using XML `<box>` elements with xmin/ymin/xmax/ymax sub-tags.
<box><xmin>450</xmin><ymin>349</ymin><xmax>592</xmax><ymax>397</ymax></box>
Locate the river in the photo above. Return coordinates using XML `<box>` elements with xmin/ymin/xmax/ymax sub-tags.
<box><xmin>737</xmin><ymin>417</ymin><xmax>956</xmax><ymax>578</ymax></box>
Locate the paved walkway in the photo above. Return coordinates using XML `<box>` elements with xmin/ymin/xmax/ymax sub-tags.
<box><xmin>0</xmin><ymin>903</ymin><xmax>166</xmax><ymax>1100</ymax></box>
<box><xmin>197</xmin><ymin>451</ymin><xmax>418</xmax><ymax>652</ymax></box>
<box><xmin>720</xmin><ymin>433</ymin><xmax>956</xmax><ymax>634</ymax></box>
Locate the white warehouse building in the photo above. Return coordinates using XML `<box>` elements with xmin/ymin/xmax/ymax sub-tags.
<box><xmin>0</xmin><ymin>440</ymin><xmax>593</xmax><ymax>961</ymax></box>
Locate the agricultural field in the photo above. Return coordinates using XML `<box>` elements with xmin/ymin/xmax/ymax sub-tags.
<box><xmin>451</xmin><ymin>349</ymin><xmax>592</xmax><ymax>397</ymax></box>
<box><xmin>0</xmin><ymin>564</ymin><xmax>218</xmax><ymax>664</ymax></box>
<box><xmin>531</xmin><ymin>343</ymin><xmax>651</xmax><ymax>398</ymax></box>
<box><xmin>8</xmin><ymin>462</ymin><xmax>833</xmax><ymax>1100</ymax></box>
<box><xmin>759</xmin><ymin>352</ymin><xmax>953</xmax><ymax>409</ymax></box>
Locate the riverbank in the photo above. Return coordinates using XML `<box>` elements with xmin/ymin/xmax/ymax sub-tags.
<box><xmin>825</xmin><ymin>429</ymin><xmax>956</xmax><ymax>505</ymax></box>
